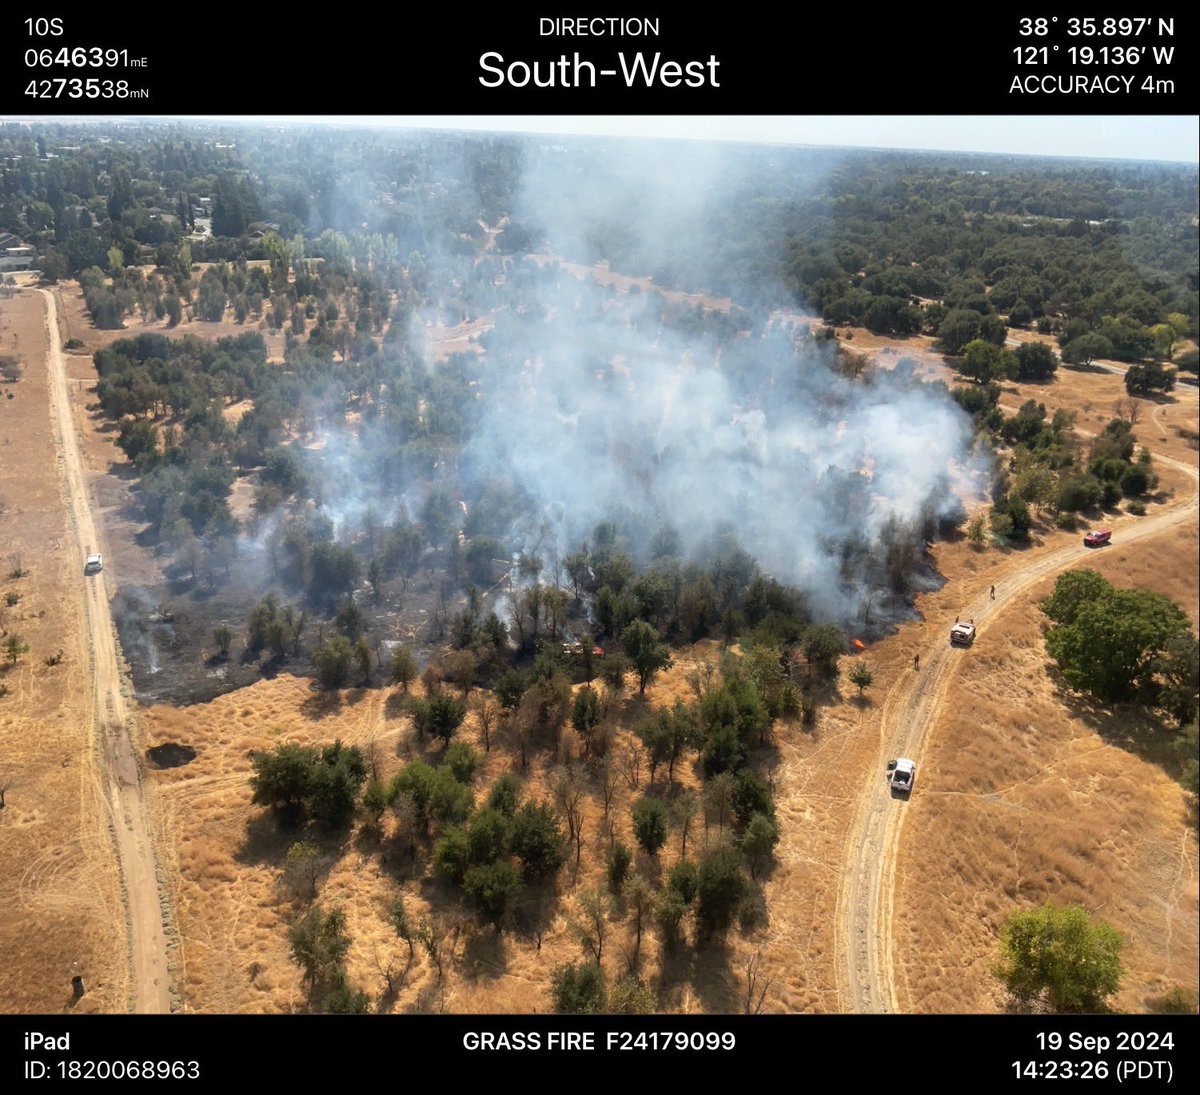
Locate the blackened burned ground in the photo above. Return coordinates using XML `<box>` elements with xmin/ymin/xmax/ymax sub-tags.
<box><xmin>146</xmin><ymin>742</ymin><xmax>196</xmax><ymax>768</ymax></box>
<box><xmin>112</xmin><ymin>558</ymin><xmax>941</xmax><ymax>707</ymax></box>
<box><xmin>113</xmin><ymin>564</ymin><xmax>480</xmax><ymax>706</ymax></box>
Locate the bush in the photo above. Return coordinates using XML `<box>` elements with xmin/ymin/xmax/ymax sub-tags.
<box><xmin>632</xmin><ymin>795</ymin><xmax>669</xmax><ymax>855</ymax></box>
<box><xmin>410</xmin><ymin>693</ymin><xmax>467</xmax><ymax>742</ymax></box>
<box><xmin>433</xmin><ymin>827</ymin><xmax>471</xmax><ymax>882</ymax></box>
<box><xmin>607</xmin><ymin>841</ymin><xmax>632</xmax><ymax>892</ymax></box>
<box><xmin>656</xmin><ymin>889</ymin><xmax>687</xmax><ymax>950</ymax></box>
<box><xmin>509</xmin><ymin>800</ymin><xmax>567</xmax><ymax>879</ymax></box>
<box><xmin>463</xmin><ymin>861</ymin><xmax>522</xmax><ymax>926</ymax></box>
<box><xmin>1145</xmin><ymin>986</ymin><xmax>1198</xmax><ymax>1014</ymax></box>
<box><xmin>466</xmin><ymin>808</ymin><xmax>512</xmax><ymax>865</ymax></box>
<box><xmin>667</xmin><ymin>860</ymin><xmax>699</xmax><ymax>904</ymax></box>
<box><xmin>609</xmin><ymin>976</ymin><xmax>656</xmax><ymax>1015</ymax></box>
<box><xmin>1055</xmin><ymin>512</ymin><xmax>1079</xmax><ymax>531</ymax></box>
<box><xmin>485</xmin><ymin>773</ymin><xmax>522</xmax><ymax>817</ymax></box>
<box><xmin>1126</xmin><ymin>501</ymin><xmax>1146</xmax><ymax>516</ymax></box>
<box><xmin>551</xmin><ymin>961</ymin><xmax>606</xmax><ymax>1014</ymax></box>
<box><xmin>1057</xmin><ymin>474</ymin><xmax>1104</xmax><ymax>514</ymax></box>
<box><xmin>695</xmin><ymin>838</ymin><xmax>750</xmax><ymax>939</ymax></box>
<box><xmin>444</xmin><ymin>741</ymin><xmax>481</xmax><ymax>783</ymax></box>
<box><xmin>741</xmin><ymin>812</ymin><xmax>780</xmax><ymax>877</ymax></box>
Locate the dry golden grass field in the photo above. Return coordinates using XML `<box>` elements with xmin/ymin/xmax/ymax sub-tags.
<box><xmin>0</xmin><ymin>287</ymin><xmax>127</xmax><ymax>1013</ymax></box>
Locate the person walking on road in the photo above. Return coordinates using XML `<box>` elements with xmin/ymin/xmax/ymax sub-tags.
<box><xmin>990</xmin><ymin>584</ymin><xmax>995</xmax><ymax>600</ymax></box>
<box><xmin>913</xmin><ymin>653</ymin><xmax>920</xmax><ymax>672</ymax></box>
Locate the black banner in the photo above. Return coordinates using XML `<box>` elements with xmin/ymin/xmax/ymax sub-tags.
<box><xmin>5</xmin><ymin>7</ymin><xmax>1191</xmax><ymax>115</ymax></box>
<box><xmin>2</xmin><ymin>1014</ymin><xmax>1197</xmax><ymax>1087</ymax></box>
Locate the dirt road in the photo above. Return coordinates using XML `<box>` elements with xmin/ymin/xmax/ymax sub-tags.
<box><xmin>836</xmin><ymin>441</ymin><xmax>1199</xmax><ymax>1014</ymax></box>
<box><xmin>39</xmin><ymin>289</ymin><xmax>172</xmax><ymax>1013</ymax></box>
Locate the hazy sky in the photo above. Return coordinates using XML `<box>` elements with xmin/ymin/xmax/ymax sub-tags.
<box><xmin>184</xmin><ymin>115</ymin><xmax>1199</xmax><ymax>164</ymax></box>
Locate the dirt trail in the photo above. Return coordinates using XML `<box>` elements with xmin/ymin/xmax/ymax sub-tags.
<box><xmin>836</xmin><ymin>437</ymin><xmax>1199</xmax><ymax>1014</ymax></box>
<box><xmin>39</xmin><ymin>289</ymin><xmax>171</xmax><ymax>1013</ymax></box>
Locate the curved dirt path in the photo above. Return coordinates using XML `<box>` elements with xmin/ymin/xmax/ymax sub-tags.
<box><xmin>39</xmin><ymin>289</ymin><xmax>172</xmax><ymax>1013</ymax></box>
<box><xmin>835</xmin><ymin>440</ymin><xmax>1199</xmax><ymax>1014</ymax></box>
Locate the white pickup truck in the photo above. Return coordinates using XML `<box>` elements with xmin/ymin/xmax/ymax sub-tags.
<box><xmin>950</xmin><ymin>620</ymin><xmax>976</xmax><ymax>646</ymax></box>
<box><xmin>889</xmin><ymin>757</ymin><xmax>916</xmax><ymax>794</ymax></box>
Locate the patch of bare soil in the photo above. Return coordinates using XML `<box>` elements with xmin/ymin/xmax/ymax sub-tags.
<box><xmin>0</xmin><ymin>288</ymin><xmax>126</xmax><ymax>1013</ymax></box>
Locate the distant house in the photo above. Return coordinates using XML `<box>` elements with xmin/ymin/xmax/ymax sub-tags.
<box><xmin>0</xmin><ymin>233</ymin><xmax>34</xmax><ymax>272</ymax></box>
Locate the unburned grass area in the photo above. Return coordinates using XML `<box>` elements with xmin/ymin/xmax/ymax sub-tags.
<box><xmin>150</xmin><ymin>646</ymin><xmax>833</xmax><ymax>1014</ymax></box>
<box><xmin>892</xmin><ymin>528</ymin><xmax>1199</xmax><ymax>1013</ymax></box>
<box><xmin>0</xmin><ymin>288</ymin><xmax>126</xmax><ymax>1013</ymax></box>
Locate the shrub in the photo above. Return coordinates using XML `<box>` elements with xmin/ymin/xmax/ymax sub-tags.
<box><xmin>551</xmin><ymin>961</ymin><xmax>606</xmax><ymax>1014</ymax></box>
<box><xmin>607</xmin><ymin>841</ymin><xmax>632</xmax><ymax>892</ymax></box>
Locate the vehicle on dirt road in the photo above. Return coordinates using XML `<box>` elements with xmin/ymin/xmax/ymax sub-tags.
<box><xmin>1083</xmin><ymin>529</ymin><xmax>1112</xmax><ymax>548</ymax></box>
<box><xmin>888</xmin><ymin>757</ymin><xmax>916</xmax><ymax>794</ymax></box>
<box><xmin>84</xmin><ymin>552</ymin><xmax>103</xmax><ymax>574</ymax></box>
<box><xmin>950</xmin><ymin>620</ymin><xmax>976</xmax><ymax>646</ymax></box>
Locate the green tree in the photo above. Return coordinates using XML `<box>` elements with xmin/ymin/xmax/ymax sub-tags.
<box><xmin>410</xmin><ymin>693</ymin><xmax>467</xmax><ymax>743</ymax></box>
<box><xmin>323</xmin><ymin>979</ymin><xmax>370</xmax><ymax>1014</ymax></box>
<box><xmin>551</xmin><ymin>961</ymin><xmax>606</xmax><ymax>1014</ymax></box>
<box><xmin>624</xmin><ymin>873</ymin><xmax>657</xmax><ymax>971</ymax></box>
<box><xmin>464</xmin><ymin>861</ymin><xmax>523</xmax><ymax>927</ymax></box>
<box><xmin>802</xmin><ymin>624</ymin><xmax>843</xmax><ymax>676</ymax></box>
<box><xmin>607</xmin><ymin>842</ymin><xmax>633</xmax><ymax>892</ymax></box>
<box><xmin>250</xmin><ymin>743</ymin><xmax>318</xmax><ymax>814</ymax></box>
<box><xmin>466</xmin><ymin>807</ymin><xmax>511</xmax><ymax>865</ymax></box>
<box><xmin>1061</xmin><ymin>332</ymin><xmax>1113</xmax><ymax>367</ymax></box>
<box><xmin>996</xmin><ymin>903</ymin><xmax>1124</xmax><ymax>1012</ymax></box>
<box><xmin>571</xmin><ymin>685</ymin><xmax>603</xmax><ymax>757</ymax></box>
<box><xmin>509</xmin><ymin>800</ymin><xmax>568</xmax><ymax>879</ymax></box>
<box><xmin>668</xmin><ymin>860</ymin><xmax>699</xmax><ymax>905</ymax></box>
<box><xmin>390</xmin><ymin>896</ymin><xmax>416</xmax><ymax>960</ymax></box>
<box><xmin>631</xmin><ymin>795</ymin><xmax>669</xmax><ymax>856</ymax></box>
<box><xmin>1174</xmin><ymin>718</ymin><xmax>1198</xmax><ymax>794</ymax></box>
<box><xmin>312</xmin><ymin>635</ymin><xmax>354</xmax><ymax>689</ymax></box>
<box><xmin>936</xmin><ymin>309</ymin><xmax>983</xmax><ymax>355</ymax></box>
<box><xmin>696</xmin><ymin>838</ymin><xmax>750</xmax><ymax>939</ymax></box>
<box><xmin>959</xmin><ymin>339</ymin><xmax>1015</xmax><ymax>384</ymax></box>
<box><xmin>288</xmin><ymin>905</ymin><xmax>352</xmax><ymax>990</ymax></box>
<box><xmin>849</xmin><ymin>660</ymin><xmax>874</xmax><ymax>698</ymax></box>
<box><xmin>390</xmin><ymin>646</ymin><xmax>417</xmax><ymax>692</ymax></box>
<box><xmin>485</xmin><ymin>773</ymin><xmax>522</xmax><ymax>817</ymax></box>
<box><xmin>445</xmin><ymin>741</ymin><xmax>481</xmax><ymax>783</ymax></box>
<box><xmin>741</xmin><ymin>813</ymin><xmax>780</xmax><ymax>878</ymax></box>
<box><xmin>306</xmin><ymin>741</ymin><xmax>367</xmax><ymax>827</ymax></box>
<box><xmin>434</xmin><ymin>826</ymin><xmax>471</xmax><ymax>883</ymax></box>
<box><xmin>213</xmin><ymin>624</ymin><xmax>234</xmax><ymax>658</ymax></box>
<box><xmin>621</xmin><ymin>620</ymin><xmax>673</xmax><ymax>695</ymax></box>
<box><xmin>1125</xmin><ymin>362</ymin><xmax>1175</xmax><ymax>396</ymax></box>
<box><xmin>1041</xmin><ymin>572</ymin><xmax>1195</xmax><ymax>704</ymax></box>
<box><xmin>1014</xmin><ymin>341</ymin><xmax>1059</xmax><ymax>381</ymax></box>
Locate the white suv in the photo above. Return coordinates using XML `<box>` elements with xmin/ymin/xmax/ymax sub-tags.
<box><xmin>84</xmin><ymin>553</ymin><xmax>103</xmax><ymax>574</ymax></box>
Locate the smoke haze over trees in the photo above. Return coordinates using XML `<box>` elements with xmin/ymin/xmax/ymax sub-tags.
<box><xmin>7</xmin><ymin>122</ymin><xmax>1192</xmax><ymax>698</ymax></box>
